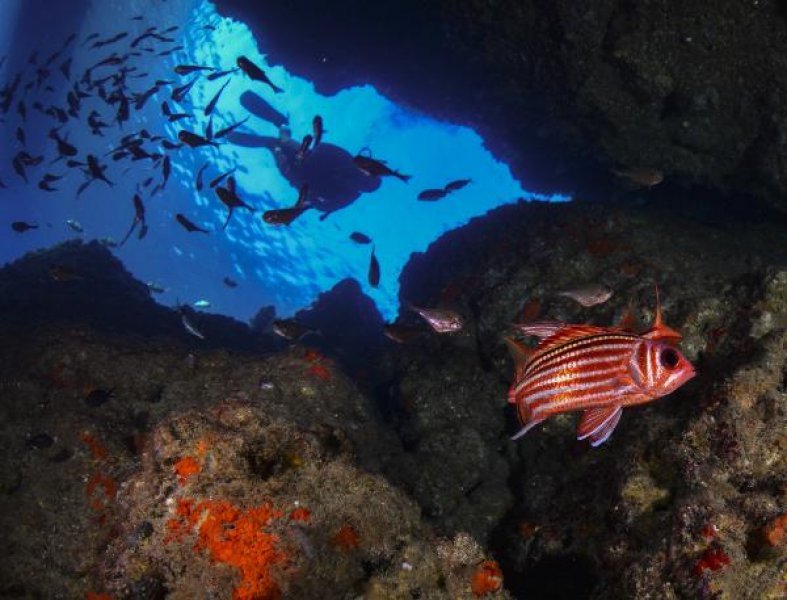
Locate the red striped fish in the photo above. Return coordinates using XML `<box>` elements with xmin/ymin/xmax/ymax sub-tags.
<box><xmin>506</xmin><ymin>290</ymin><xmax>695</xmax><ymax>446</ymax></box>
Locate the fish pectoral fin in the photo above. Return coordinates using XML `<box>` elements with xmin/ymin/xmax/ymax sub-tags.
<box><xmin>577</xmin><ymin>405</ymin><xmax>622</xmax><ymax>447</ymax></box>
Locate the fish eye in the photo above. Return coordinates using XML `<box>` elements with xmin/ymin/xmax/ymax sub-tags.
<box><xmin>660</xmin><ymin>348</ymin><xmax>679</xmax><ymax>369</ymax></box>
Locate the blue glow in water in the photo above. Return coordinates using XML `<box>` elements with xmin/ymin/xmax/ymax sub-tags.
<box><xmin>0</xmin><ymin>0</ymin><xmax>569</xmax><ymax>323</ymax></box>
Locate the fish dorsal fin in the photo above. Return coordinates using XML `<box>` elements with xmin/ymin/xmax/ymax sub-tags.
<box><xmin>577</xmin><ymin>405</ymin><xmax>622</xmax><ymax>446</ymax></box>
<box><xmin>642</xmin><ymin>284</ymin><xmax>683</xmax><ymax>342</ymax></box>
<box><xmin>617</xmin><ymin>299</ymin><xmax>639</xmax><ymax>332</ymax></box>
<box><xmin>503</xmin><ymin>336</ymin><xmax>534</xmax><ymax>373</ymax></box>
<box><xmin>537</xmin><ymin>324</ymin><xmax>615</xmax><ymax>352</ymax></box>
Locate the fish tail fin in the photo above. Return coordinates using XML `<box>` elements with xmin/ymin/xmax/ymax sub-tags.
<box><xmin>396</xmin><ymin>172</ymin><xmax>412</xmax><ymax>182</ymax></box>
<box><xmin>272</xmin><ymin>84</ymin><xmax>284</xmax><ymax>94</ymax></box>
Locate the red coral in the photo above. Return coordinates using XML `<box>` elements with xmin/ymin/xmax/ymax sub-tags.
<box><xmin>693</xmin><ymin>547</ymin><xmax>731</xmax><ymax>577</ymax></box>
<box><xmin>165</xmin><ymin>498</ymin><xmax>289</xmax><ymax>599</ymax></box>
<box><xmin>471</xmin><ymin>560</ymin><xmax>503</xmax><ymax>596</ymax></box>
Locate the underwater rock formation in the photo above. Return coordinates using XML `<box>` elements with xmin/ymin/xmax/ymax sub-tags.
<box><xmin>1</xmin><ymin>196</ymin><xmax>786</xmax><ymax>598</ymax></box>
<box><xmin>216</xmin><ymin>0</ymin><xmax>787</xmax><ymax>209</ymax></box>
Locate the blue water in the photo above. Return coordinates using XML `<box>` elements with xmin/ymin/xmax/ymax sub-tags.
<box><xmin>0</xmin><ymin>0</ymin><xmax>568</xmax><ymax>323</ymax></box>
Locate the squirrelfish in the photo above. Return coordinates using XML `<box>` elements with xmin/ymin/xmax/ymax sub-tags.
<box><xmin>506</xmin><ymin>289</ymin><xmax>694</xmax><ymax>446</ymax></box>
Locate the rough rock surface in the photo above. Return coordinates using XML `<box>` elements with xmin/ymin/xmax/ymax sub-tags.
<box><xmin>2</xmin><ymin>196</ymin><xmax>787</xmax><ymax>598</ymax></box>
<box><xmin>216</xmin><ymin>0</ymin><xmax>787</xmax><ymax>210</ymax></box>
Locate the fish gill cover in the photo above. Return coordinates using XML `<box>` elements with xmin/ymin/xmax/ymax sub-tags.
<box><xmin>0</xmin><ymin>0</ymin><xmax>568</xmax><ymax>323</ymax></box>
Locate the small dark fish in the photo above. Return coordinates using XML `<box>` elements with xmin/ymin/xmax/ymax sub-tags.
<box><xmin>195</xmin><ymin>162</ymin><xmax>209</xmax><ymax>191</ymax></box>
<box><xmin>178</xmin><ymin>130</ymin><xmax>218</xmax><ymax>148</ymax></box>
<box><xmin>120</xmin><ymin>194</ymin><xmax>146</xmax><ymax>246</ymax></box>
<box><xmin>133</xmin><ymin>84</ymin><xmax>160</xmax><ymax>109</ymax></box>
<box><xmin>138</xmin><ymin>223</ymin><xmax>148</xmax><ymax>239</ymax></box>
<box><xmin>215</xmin><ymin>184</ymin><xmax>255</xmax><ymax>230</ymax></box>
<box><xmin>205</xmin><ymin>114</ymin><xmax>214</xmax><ymax>140</ymax></box>
<box><xmin>161</xmin><ymin>100</ymin><xmax>189</xmax><ymax>122</ymax></box>
<box><xmin>162</xmin><ymin>25</ymin><xmax>180</xmax><ymax>34</ymax></box>
<box><xmin>171</xmin><ymin>76</ymin><xmax>199</xmax><ymax>103</ymax></box>
<box><xmin>296</xmin><ymin>134</ymin><xmax>313</xmax><ymax>161</ymax></box>
<box><xmin>48</xmin><ymin>129</ymin><xmax>78</xmax><ymax>160</ymax></box>
<box><xmin>236</xmin><ymin>56</ymin><xmax>283</xmax><ymax>93</ymax></box>
<box><xmin>82</xmin><ymin>33</ymin><xmax>100</xmax><ymax>46</ymax></box>
<box><xmin>209</xmin><ymin>168</ymin><xmax>236</xmax><ymax>188</ymax></box>
<box><xmin>272</xmin><ymin>318</ymin><xmax>317</xmax><ymax>340</ymax></box>
<box><xmin>130</xmin><ymin>27</ymin><xmax>157</xmax><ymax>48</ymax></box>
<box><xmin>85</xmin><ymin>387</ymin><xmax>115</xmax><ymax>407</ymax></box>
<box><xmin>223</xmin><ymin>277</ymin><xmax>238</xmax><ymax>288</ymax></box>
<box><xmin>15</xmin><ymin>126</ymin><xmax>25</xmax><ymax>146</ymax></box>
<box><xmin>38</xmin><ymin>180</ymin><xmax>58</xmax><ymax>192</ymax></box>
<box><xmin>417</xmin><ymin>188</ymin><xmax>447</xmax><ymax>201</ymax></box>
<box><xmin>90</xmin><ymin>32</ymin><xmax>128</xmax><ymax>49</ymax></box>
<box><xmin>368</xmin><ymin>247</ymin><xmax>380</xmax><ymax>288</ymax></box>
<box><xmin>349</xmin><ymin>232</ymin><xmax>372</xmax><ymax>244</ymax></box>
<box><xmin>161</xmin><ymin>155</ymin><xmax>171</xmax><ymax>189</ymax></box>
<box><xmin>214</xmin><ymin>116</ymin><xmax>249</xmax><ymax>139</ymax></box>
<box><xmin>262</xmin><ymin>206</ymin><xmax>308</xmax><ymax>226</ymax></box>
<box><xmin>204</xmin><ymin>79</ymin><xmax>230</xmax><ymax>116</ymax></box>
<box><xmin>116</xmin><ymin>96</ymin><xmax>130</xmax><ymax>127</ymax></box>
<box><xmin>313</xmin><ymin>115</ymin><xmax>326</xmax><ymax>147</ymax></box>
<box><xmin>176</xmin><ymin>213</ymin><xmax>209</xmax><ymax>233</ymax></box>
<box><xmin>87</xmin><ymin>154</ymin><xmax>113</xmax><ymax>185</ymax></box>
<box><xmin>353</xmin><ymin>154</ymin><xmax>410</xmax><ymax>182</ymax></box>
<box><xmin>17</xmin><ymin>100</ymin><xmax>26</xmax><ymax>121</ymax></box>
<box><xmin>206</xmin><ymin>67</ymin><xmax>239</xmax><ymax>81</ymax></box>
<box><xmin>59</xmin><ymin>58</ymin><xmax>72</xmax><ymax>80</ymax></box>
<box><xmin>444</xmin><ymin>178</ymin><xmax>471</xmax><ymax>192</ymax></box>
<box><xmin>174</xmin><ymin>64</ymin><xmax>214</xmax><ymax>76</ymax></box>
<box><xmin>12</xmin><ymin>221</ymin><xmax>38</xmax><ymax>233</ymax></box>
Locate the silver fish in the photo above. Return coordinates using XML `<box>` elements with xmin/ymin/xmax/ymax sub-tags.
<box><xmin>408</xmin><ymin>304</ymin><xmax>463</xmax><ymax>333</ymax></box>
<box><xmin>557</xmin><ymin>284</ymin><xmax>614</xmax><ymax>307</ymax></box>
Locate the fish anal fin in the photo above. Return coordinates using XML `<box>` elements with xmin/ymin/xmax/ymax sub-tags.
<box><xmin>577</xmin><ymin>405</ymin><xmax>622</xmax><ymax>447</ymax></box>
<box><xmin>511</xmin><ymin>417</ymin><xmax>546</xmax><ymax>441</ymax></box>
